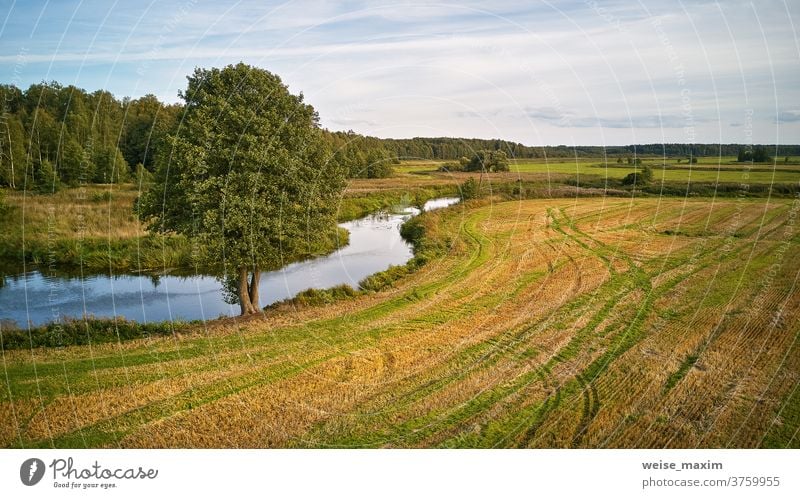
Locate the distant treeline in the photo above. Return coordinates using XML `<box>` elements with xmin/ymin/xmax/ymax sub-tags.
<box><xmin>2</xmin><ymin>81</ymin><xmax>799</xmax><ymax>190</ymax></box>
<box><xmin>0</xmin><ymin>82</ymin><xmax>180</xmax><ymax>190</ymax></box>
<box><xmin>0</xmin><ymin>81</ymin><xmax>398</xmax><ymax>189</ymax></box>
<box><xmin>377</xmin><ymin>138</ymin><xmax>800</xmax><ymax>160</ymax></box>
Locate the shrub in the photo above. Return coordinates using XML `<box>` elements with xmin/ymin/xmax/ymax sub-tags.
<box><xmin>641</xmin><ymin>165</ymin><xmax>653</xmax><ymax>182</ymax></box>
<box><xmin>460</xmin><ymin>177</ymin><xmax>480</xmax><ymax>200</ymax></box>
<box><xmin>294</xmin><ymin>285</ymin><xmax>358</xmax><ymax>306</ymax></box>
<box><xmin>622</xmin><ymin>165</ymin><xmax>653</xmax><ymax>186</ymax></box>
<box><xmin>622</xmin><ymin>172</ymin><xmax>644</xmax><ymax>186</ymax></box>
<box><xmin>359</xmin><ymin>264</ymin><xmax>412</xmax><ymax>292</ymax></box>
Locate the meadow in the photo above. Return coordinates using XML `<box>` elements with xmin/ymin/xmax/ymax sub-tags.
<box><xmin>399</xmin><ymin>156</ymin><xmax>800</xmax><ymax>184</ymax></box>
<box><xmin>1</xmin><ymin>194</ymin><xmax>798</xmax><ymax>448</ymax></box>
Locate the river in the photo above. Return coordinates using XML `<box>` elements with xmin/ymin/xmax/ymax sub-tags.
<box><xmin>0</xmin><ymin>197</ymin><xmax>459</xmax><ymax>327</ymax></box>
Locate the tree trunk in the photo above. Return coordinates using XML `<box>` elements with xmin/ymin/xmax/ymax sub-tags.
<box><xmin>249</xmin><ymin>266</ymin><xmax>261</xmax><ymax>312</ymax></box>
<box><xmin>238</xmin><ymin>266</ymin><xmax>256</xmax><ymax>315</ymax></box>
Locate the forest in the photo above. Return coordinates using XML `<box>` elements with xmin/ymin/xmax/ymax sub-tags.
<box><xmin>0</xmin><ymin>82</ymin><xmax>397</xmax><ymax>190</ymax></box>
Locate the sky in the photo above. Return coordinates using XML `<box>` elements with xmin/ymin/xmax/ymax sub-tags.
<box><xmin>0</xmin><ymin>0</ymin><xmax>798</xmax><ymax>145</ymax></box>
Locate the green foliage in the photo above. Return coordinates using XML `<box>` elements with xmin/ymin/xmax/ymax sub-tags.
<box><xmin>0</xmin><ymin>114</ymin><xmax>26</xmax><ymax>188</ymax></box>
<box><xmin>753</xmin><ymin>146</ymin><xmax>770</xmax><ymax>162</ymax></box>
<box><xmin>459</xmin><ymin>177</ymin><xmax>480</xmax><ymax>200</ymax></box>
<box><xmin>293</xmin><ymin>285</ymin><xmax>358</xmax><ymax>306</ymax></box>
<box><xmin>641</xmin><ymin>165</ymin><xmax>653</xmax><ymax>182</ymax></box>
<box><xmin>622</xmin><ymin>165</ymin><xmax>653</xmax><ymax>187</ymax></box>
<box><xmin>30</xmin><ymin>159</ymin><xmax>60</xmax><ymax>193</ymax></box>
<box><xmin>359</xmin><ymin>264</ymin><xmax>413</xmax><ymax>292</ymax></box>
<box><xmin>134</xmin><ymin>163</ymin><xmax>154</xmax><ymax>186</ymax></box>
<box><xmin>324</xmin><ymin>130</ymin><xmax>395</xmax><ymax>178</ymax></box>
<box><xmin>92</xmin><ymin>143</ymin><xmax>129</xmax><ymax>183</ymax></box>
<box><xmin>737</xmin><ymin>146</ymin><xmax>772</xmax><ymax>163</ymax></box>
<box><xmin>121</xmin><ymin>95</ymin><xmax>181</xmax><ymax>171</ymax></box>
<box><xmin>0</xmin><ymin>82</ymin><xmax>179</xmax><ymax>190</ymax></box>
<box><xmin>374</xmin><ymin>138</ymin><xmax>800</xmax><ymax>160</ymax></box>
<box><xmin>138</xmin><ymin>63</ymin><xmax>347</xmax><ymax>275</ymax></box>
<box><xmin>337</xmin><ymin>186</ymin><xmax>455</xmax><ymax>222</ymax></box>
<box><xmin>466</xmin><ymin>150</ymin><xmax>509</xmax><ymax>172</ymax></box>
<box><xmin>360</xmin><ymin>211</ymin><xmax>447</xmax><ymax>292</ymax></box>
<box><xmin>58</xmin><ymin>138</ymin><xmax>85</xmax><ymax>185</ymax></box>
<box><xmin>0</xmin><ymin>318</ymin><xmax>182</xmax><ymax>349</ymax></box>
<box><xmin>621</xmin><ymin>173</ymin><xmax>641</xmax><ymax>186</ymax></box>
<box><xmin>0</xmin><ymin>234</ymin><xmax>192</xmax><ymax>271</ymax></box>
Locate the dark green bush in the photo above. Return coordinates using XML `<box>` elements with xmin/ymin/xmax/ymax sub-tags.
<box><xmin>294</xmin><ymin>285</ymin><xmax>358</xmax><ymax>306</ymax></box>
<box><xmin>460</xmin><ymin>177</ymin><xmax>480</xmax><ymax>200</ymax></box>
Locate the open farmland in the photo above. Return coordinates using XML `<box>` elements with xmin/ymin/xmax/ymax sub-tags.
<box><xmin>398</xmin><ymin>157</ymin><xmax>800</xmax><ymax>185</ymax></box>
<box><xmin>1</xmin><ymin>196</ymin><xmax>798</xmax><ymax>448</ymax></box>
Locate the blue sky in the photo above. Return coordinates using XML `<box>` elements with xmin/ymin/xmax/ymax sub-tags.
<box><xmin>1</xmin><ymin>0</ymin><xmax>798</xmax><ymax>145</ymax></box>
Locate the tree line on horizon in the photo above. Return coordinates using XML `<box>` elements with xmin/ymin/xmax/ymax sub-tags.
<box><xmin>1</xmin><ymin>80</ymin><xmax>798</xmax><ymax>191</ymax></box>
<box><xmin>0</xmin><ymin>82</ymin><xmax>399</xmax><ymax>191</ymax></box>
<box><xmin>381</xmin><ymin>138</ymin><xmax>800</xmax><ymax>161</ymax></box>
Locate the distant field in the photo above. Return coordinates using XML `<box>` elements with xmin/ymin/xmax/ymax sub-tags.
<box><xmin>397</xmin><ymin>157</ymin><xmax>800</xmax><ymax>184</ymax></box>
<box><xmin>3</xmin><ymin>197</ymin><xmax>797</xmax><ymax>448</ymax></box>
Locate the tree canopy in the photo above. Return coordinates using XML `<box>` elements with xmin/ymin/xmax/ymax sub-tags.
<box><xmin>137</xmin><ymin>63</ymin><xmax>347</xmax><ymax>315</ymax></box>
<box><xmin>0</xmin><ymin>82</ymin><xmax>181</xmax><ymax>189</ymax></box>
<box><xmin>324</xmin><ymin>130</ymin><xmax>396</xmax><ymax>178</ymax></box>
<box><xmin>465</xmin><ymin>150</ymin><xmax>509</xmax><ymax>172</ymax></box>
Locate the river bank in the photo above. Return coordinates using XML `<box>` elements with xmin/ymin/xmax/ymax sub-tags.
<box><xmin>0</xmin><ymin>197</ymin><xmax>459</xmax><ymax>338</ymax></box>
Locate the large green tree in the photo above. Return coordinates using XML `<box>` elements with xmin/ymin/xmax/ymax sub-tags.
<box><xmin>138</xmin><ymin>63</ymin><xmax>346</xmax><ymax>315</ymax></box>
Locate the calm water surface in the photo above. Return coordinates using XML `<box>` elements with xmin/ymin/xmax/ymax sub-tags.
<box><xmin>0</xmin><ymin>198</ymin><xmax>459</xmax><ymax>327</ymax></box>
